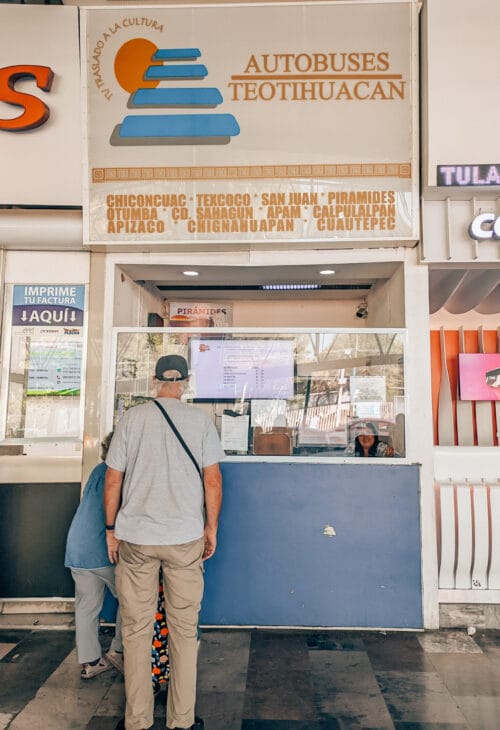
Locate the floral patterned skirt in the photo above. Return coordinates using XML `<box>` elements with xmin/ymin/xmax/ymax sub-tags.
<box><xmin>152</xmin><ymin>574</ymin><xmax>169</xmax><ymax>688</ymax></box>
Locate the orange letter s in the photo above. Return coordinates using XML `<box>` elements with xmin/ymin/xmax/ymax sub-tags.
<box><xmin>0</xmin><ymin>65</ymin><xmax>54</xmax><ymax>132</ymax></box>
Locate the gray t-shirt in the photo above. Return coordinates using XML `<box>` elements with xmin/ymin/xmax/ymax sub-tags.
<box><xmin>106</xmin><ymin>398</ymin><xmax>225</xmax><ymax>545</ymax></box>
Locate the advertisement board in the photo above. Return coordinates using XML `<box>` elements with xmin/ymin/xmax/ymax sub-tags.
<box><xmin>82</xmin><ymin>2</ymin><xmax>417</xmax><ymax>246</ymax></box>
<box><xmin>4</xmin><ymin>285</ymin><xmax>86</xmax><ymax>439</ymax></box>
<box><xmin>169</xmin><ymin>301</ymin><xmax>232</xmax><ymax>327</ymax></box>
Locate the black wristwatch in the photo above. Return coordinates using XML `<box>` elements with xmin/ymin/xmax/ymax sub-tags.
<box><xmin>105</xmin><ymin>524</ymin><xmax>115</xmax><ymax>531</ymax></box>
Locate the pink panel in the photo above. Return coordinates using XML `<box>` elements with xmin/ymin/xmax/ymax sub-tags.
<box><xmin>459</xmin><ymin>354</ymin><xmax>500</xmax><ymax>401</ymax></box>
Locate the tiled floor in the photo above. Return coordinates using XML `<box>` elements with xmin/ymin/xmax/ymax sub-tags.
<box><xmin>1</xmin><ymin>627</ymin><xmax>500</xmax><ymax>729</ymax></box>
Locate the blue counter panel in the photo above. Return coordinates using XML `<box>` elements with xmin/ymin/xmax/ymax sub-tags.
<box><xmin>201</xmin><ymin>462</ymin><xmax>422</xmax><ymax>629</ymax></box>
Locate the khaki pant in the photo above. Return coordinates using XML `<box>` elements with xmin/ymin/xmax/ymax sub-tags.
<box><xmin>116</xmin><ymin>537</ymin><xmax>204</xmax><ymax>730</ymax></box>
<box><xmin>71</xmin><ymin>566</ymin><xmax>123</xmax><ymax>663</ymax></box>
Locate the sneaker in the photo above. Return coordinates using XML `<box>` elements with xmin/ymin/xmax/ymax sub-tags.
<box><xmin>105</xmin><ymin>649</ymin><xmax>124</xmax><ymax>674</ymax></box>
<box><xmin>81</xmin><ymin>655</ymin><xmax>113</xmax><ymax>680</ymax></box>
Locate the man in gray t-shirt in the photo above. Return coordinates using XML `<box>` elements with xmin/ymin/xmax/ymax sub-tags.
<box><xmin>104</xmin><ymin>355</ymin><xmax>224</xmax><ymax>730</ymax></box>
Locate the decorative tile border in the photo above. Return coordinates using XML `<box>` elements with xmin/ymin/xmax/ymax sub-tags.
<box><xmin>92</xmin><ymin>162</ymin><xmax>411</xmax><ymax>183</ymax></box>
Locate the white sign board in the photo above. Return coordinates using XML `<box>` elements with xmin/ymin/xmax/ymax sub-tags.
<box><xmin>82</xmin><ymin>2</ymin><xmax>417</xmax><ymax>246</ymax></box>
<box><xmin>0</xmin><ymin>6</ymin><xmax>81</xmax><ymax>205</ymax></box>
<box><xmin>423</xmin><ymin>0</ymin><xmax>500</xmax><ymax>188</ymax></box>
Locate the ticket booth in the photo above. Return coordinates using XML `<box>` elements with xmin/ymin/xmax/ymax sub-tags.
<box><xmin>103</xmin><ymin>316</ymin><xmax>422</xmax><ymax>628</ymax></box>
<box><xmin>0</xmin><ymin>0</ymin><xmax>435</xmax><ymax>628</ymax></box>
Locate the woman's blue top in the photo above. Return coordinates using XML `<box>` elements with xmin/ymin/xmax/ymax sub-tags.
<box><xmin>64</xmin><ymin>462</ymin><xmax>111</xmax><ymax>569</ymax></box>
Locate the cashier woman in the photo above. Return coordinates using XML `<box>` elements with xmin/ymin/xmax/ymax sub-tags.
<box><xmin>344</xmin><ymin>421</ymin><xmax>397</xmax><ymax>458</ymax></box>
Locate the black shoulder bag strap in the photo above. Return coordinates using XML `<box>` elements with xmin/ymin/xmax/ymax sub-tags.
<box><xmin>153</xmin><ymin>399</ymin><xmax>203</xmax><ymax>481</ymax></box>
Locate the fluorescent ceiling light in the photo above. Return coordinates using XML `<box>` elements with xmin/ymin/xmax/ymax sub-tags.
<box><xmin>260</xmin><ymin>283</ymin><xmax>320</xmax><ymax>291</ymax></box>
<box><xmin>319</xmin><ymin>269</ymin><xmax>335</xmax><ymax>275</ymax></box>
<box><xmin>182</xmin><ymin>270</ymin><xmax>199</xmax><ymax>276</ymax></box>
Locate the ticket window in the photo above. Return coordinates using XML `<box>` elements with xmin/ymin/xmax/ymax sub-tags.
<box><xmin>110</xmin><ymin>328</ymin><xmax>407</xmax><ymax>459</ymax></box>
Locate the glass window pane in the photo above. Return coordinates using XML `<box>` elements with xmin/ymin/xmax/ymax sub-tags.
<box><xmin>5</xmin><ymin>331</ymin><xmax>83</xmax><ymax>439</ymax></box>
<box><xmin>113</xmin><ymin>329</ymin><xmax>406</xmax><ymax>459</ymax></box>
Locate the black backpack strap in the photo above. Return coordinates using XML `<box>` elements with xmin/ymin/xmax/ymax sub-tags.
<box><xmin>153</xmin><ymin>400</ymin><xmax>202</xmax><ymax>481</ymax></box>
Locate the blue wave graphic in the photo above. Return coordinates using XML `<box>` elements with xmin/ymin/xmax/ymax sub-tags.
<box><xmin>112</xmin><ymin>46</ymin><xmax>239</xmax><ymax>146</ymax></box>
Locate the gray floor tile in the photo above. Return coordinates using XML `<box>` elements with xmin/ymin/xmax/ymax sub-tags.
<box><xmin>0</xmin><ymin>630</ymin><xmax>75</xmax><ymax>714</ymax></box>
<box><xmin>85</xmin><ymin>718</ymin><xmax>121</xmax><ymax>730</ymax></box>
<box><xmin>376</xmin><ymin>671</ymin><xmax>468</xmax><ymax>725</ymax></box>
<box><xmin>0</xmin><ymin>614</ymin><xmax>75</xmax><ymax>630</ymax></box>
<box><xmin>310</xmin><ymin>651</ymin><xmax>393</xmax><ymax>728</ymax></box>
<box><xmin>317</xmin><ymin>691</ymin><xmax>395</xmax><ymax>729</ymax></box>
<box><xmin>471</xmin><ymin>630</ymin><xmax>500</xmax><ymax>660</ymax></box>
<box><xmin>8</xmin><ymin>649</ymin><xmax>117</xmax><ymax>730</ymax></box>
<box><xmin>197</xmin><ymin>690</ymin><xmax>246</xmax><ymax>730</ymax></box>
<box><xmin>0</xmin><ymin>644</ymin><xmax>17</xmax><ymax>661</ymax></box>
<box><xmin>429</xmin><ymin>653</ymin><xmax>500</xmax><ymax>697</ymax></box>
<box><xmin>243</xmin><ymin>632</ymin><xmax>317</xmax><ymax>721</ymax></box>
<box><xmin>241</xmin><ymin>722</ymin><xmax>340</xmax><ymax>729</ymax></box>
<box><xmin>0</xmin><ymin>714</ymin><xmax>15</xmax><ymax>730</ymax></box>
<box><xmin>243</xmin><ymin>672</ymin><xmax>318</xmax><ymax>721</ymax></box>
<box><xmin>455</xmin><ymin>695</ymin><xmax>500</xmax><ymax>730</ymax></box>
<box><xmin>364</xmin><ymin>635</ymin><xmax>436</xmax><ymax>673</ymax></box>
<box><xmin>197</xmin><ymin>630</ymin><xmax>250</xmax><ymax>692</ymax></box>
<box><xmin>394</xmin><ymin>722</ymin><xmax>471</xmax><ymax>730</ymax></box>
<box><xmin>417</xmin><ymin>631</ymin><xmax>482</xmax><ymax>655</ymax></box>
<box><xmin>5</xmin><ymin>627</ymin><xmax>500</xmax><ymax>729</ymax></box>
<box><xmin>307</xmin><ymin>632</ymin><xmax>366</xmax><ymax>651</ymax></box>
<box><xmin>0</xmin><ymin>630</ymin><xmax>30</xmax><ymax>646</ymax></box>
<box><xmin>94</xmin><ymin>676</ymin><xmax>125</xmax><ymax>717</ymax></box>
<box><xmin>310</xmin><ymin>650</ymin><xmax>385</xmax><ymax>695</ymax></box>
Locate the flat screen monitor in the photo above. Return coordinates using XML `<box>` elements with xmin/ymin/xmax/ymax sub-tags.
<box><xmin>190</xmin><ymin>338</ymin><xmax>294</xmax><ymax>400</ymax></box>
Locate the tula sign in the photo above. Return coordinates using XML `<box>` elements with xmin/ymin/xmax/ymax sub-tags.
<box><xmin>438</xmin><ymin>164</ymin><xmax>500</xmax><ymax>187</ymax></box>
<box><xmin>468</xmin><ymin>213</ymin><xmax>500</xmax><ymax>241</ymax></box>
<box><xmin>0</xmin><ymin>65</ymin><xmax>54</xmax><ymax>132</ymax></box>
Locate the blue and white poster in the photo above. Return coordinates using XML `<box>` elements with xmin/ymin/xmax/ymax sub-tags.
<box><xmin>11</xmin><ymin>284</ymin><xmax>85</xmax><ymax>397</ymax></box>
<box><xmin>12</xmin><ymin>285</ymin><xmax>85</xmax><ymax>328</ymax></box>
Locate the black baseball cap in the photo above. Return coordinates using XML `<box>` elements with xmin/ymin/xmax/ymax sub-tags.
<box><xmin>155</xmin><ymin>355</ymin><xmax>189</xmax><ymax>381</ymax></box>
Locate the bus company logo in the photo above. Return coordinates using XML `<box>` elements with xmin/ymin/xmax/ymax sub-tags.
<box><xmin>111</xmin><ymin>38</ymin><xmax>240</xmax><ymax>146</ymax></box>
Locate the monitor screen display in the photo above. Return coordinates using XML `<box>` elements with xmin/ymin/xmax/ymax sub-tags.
<box><xmin>190</xmin><ymin>338</ymin><xmax>294</xmax><ymax>400</ymax></box>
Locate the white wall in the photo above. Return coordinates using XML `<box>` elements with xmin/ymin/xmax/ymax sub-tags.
<box><xmin>423</xmin><ymin>0</ymin><xmax>500</xmax><ymax>188</ymax></box>
<box><xmin>4</xmin><ymin>251</ymin><xmax>90</xmax><ymax>284</ymax></box>
<box><xmin>113</xmin><ymin>266</ymin><xmax>164</xmax><ymax>327</ymax></box>
<box><xmin>366</xmin><ymin>264</ymin><xmax>405</xmax><ymax>327</ymax></box>
<box><xmin>231</xmin><ymin>299</ymin><xmax>364</xmax><ymax>328</ymax></box>
<box><xmin>0</xmin><ymin>6</ymin><xmax>81</xmax><ymax>205</ymax></box>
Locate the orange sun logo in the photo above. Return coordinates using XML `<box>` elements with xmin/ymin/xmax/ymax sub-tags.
<box><xmin>114</xmin><ymin>38</ymin><xmax>162</xmax><ymax>94</ymax></box>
